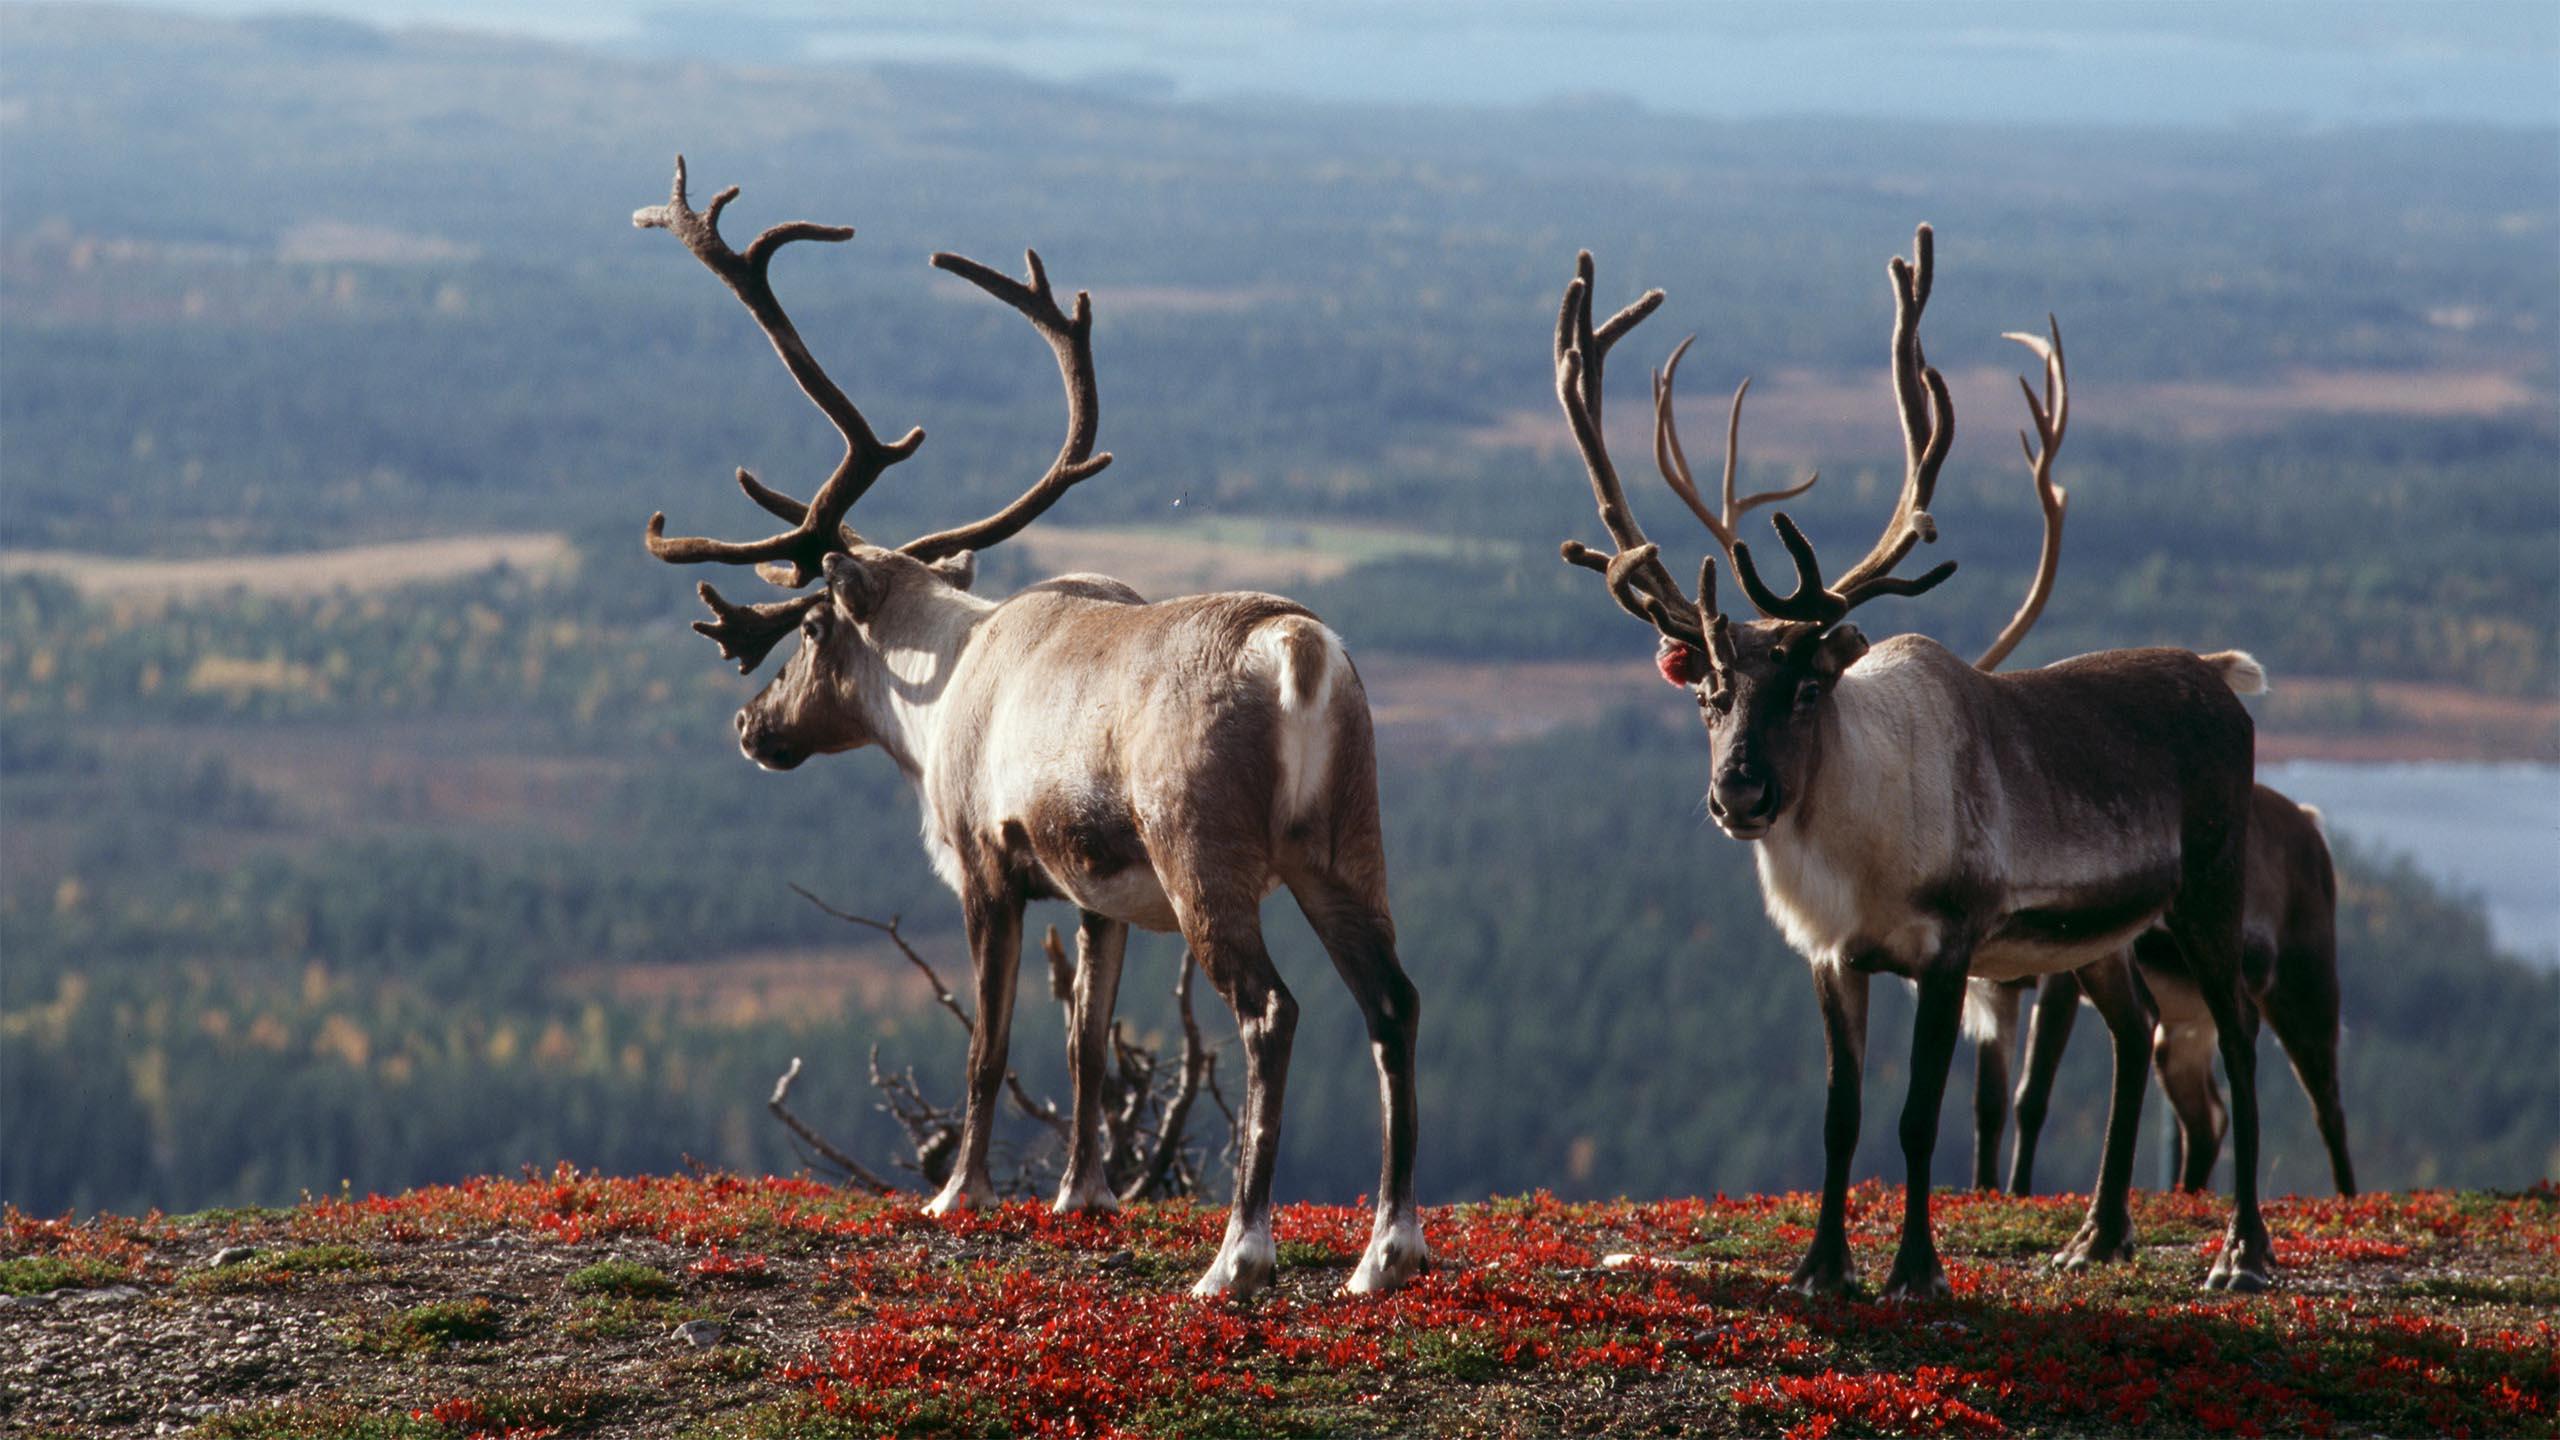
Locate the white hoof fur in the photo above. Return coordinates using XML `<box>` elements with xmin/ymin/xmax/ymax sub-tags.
<box><xmin>1345</xmin><ymin>1214</ymin><xmax>1429</xmax><ymax>1295</ymax></box>
<box><xmin>1190</xmin><ymin>1228</ymin><xmax>1276</xmax><ymax>1299</ymax></box>
<box><xmin>1051</xmin><ymin>1173</ymin><xmax>1122</xmax><ymax>1216</ymax></box>
<box><xmin>923</xmin><ymin>1174</ymin><xmax>992</xmax><ymax>1217</ymax></box>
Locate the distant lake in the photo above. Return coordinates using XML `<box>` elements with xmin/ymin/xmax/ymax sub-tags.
<box><xmin>2263</xmin><ymin>761</ymin><xmax>2560</xmax><ymax>970</ymax></box>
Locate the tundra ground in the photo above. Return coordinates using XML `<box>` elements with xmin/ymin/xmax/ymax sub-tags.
<box><xmin>3</xmin><ymin>1173</ymin><xmax>2551</xmax><ymax>1438</ymax></box>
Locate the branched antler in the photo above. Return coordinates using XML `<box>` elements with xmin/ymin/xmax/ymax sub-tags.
<box><xmin>1551</xmin><ymin>252</ymin><xmax>1708</xmax><ymax>651</ymax></box>
<box><xmin>1975</xmin><ymin>317</ymin><xmax>2070</xmax><ymax>670</ymax></box>
<box><xmin>635</xmin><ymin>156</ymin><xmax>923</xmax><ymax>589</ymax></box>
<box><xmin>1728</xmin><ymin>224</ymin><xmax>1960</xmax><ymax>627</ymax></box>
<box><xmin>1651</xmin><ymin>335</ymin><xmax>1818</xmax><ymax>554</ymax></box>
<box><xmin>637</xmin><ymin>157</ymin><xmax>1115</xmax><ymax>671</ymax></box>
<box><xmin>899</xmin><ymin>252</ymin><xmax>1114</xmax><ymax>561</ymax></box>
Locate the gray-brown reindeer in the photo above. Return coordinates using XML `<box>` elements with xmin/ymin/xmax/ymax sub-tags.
<box><xmin>631</xmin><ymin>159</ymin><xmax>1426</xmax><ymax>1298</ymax></box>
<box><xmin>1554</xmin><ymin>226</ymin><xmax>2278</xmax><ymax>1294</ymax></box>
<box><xmin>1956</xmin><ymin>393</ymin><xmax>2356</xmax><ymax>1199</ymax></box>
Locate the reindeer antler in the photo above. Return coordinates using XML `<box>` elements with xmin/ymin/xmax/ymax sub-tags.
<box><xmin>1975</xmin><ymin>316</ymin><xmax>2069</xmax><ymax>670</ymax></box>
<box><xmin>636</xmin><ymin>157</ymin><xmax>1117</xmax><ymax>671</ymax></box>
<box><xmin>1552</xmin><ymin>252</ymin><xmax>1709</xmax><ymax>651</ymax></box>
<box><xmin>635</xmin><ymin>156</ymin><xmax>924</xmax><ymax>590</ymax></box>
<box><xmin>1651</xmin><ymin>335</ymin><xmax>1819</xmax><ymax>556</ymax></box>
<box><xmin>898</xmin><ymin>250</ymin><xmax>1113</xmax><ymax>562</ymax></box>
<box><xmin>1729</xmin><ymin>223</ymin><xmax>1959</xmax><ymax>627</ymax></box>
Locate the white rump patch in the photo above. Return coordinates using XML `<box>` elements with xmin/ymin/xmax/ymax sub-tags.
<box><xmin>2205</xmin><ymin>650</ymin><xmax>2268</xmax><ymax>695</ymax></box>
<box><xmin>1250</xmin><ymin>618</ymin><xmax>1342</xmax><ymax>824</ymax></box>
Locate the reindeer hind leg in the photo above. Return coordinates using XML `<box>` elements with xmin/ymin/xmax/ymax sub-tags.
<box><xmin>1286</xmin><ymin>859</ymin><xmax>1427</xmax><ymax>1295</ymax></box>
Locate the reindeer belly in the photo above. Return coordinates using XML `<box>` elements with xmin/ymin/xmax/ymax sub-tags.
<box><xmin>1972</xmin><ymin>863</ymin><xmax>2180</xmax><ymax>982</ymax></box>
<box><xmin>1012</xmin><ymin>795</ymin><xmax>1183</xmax><ymax>932</ymax></box>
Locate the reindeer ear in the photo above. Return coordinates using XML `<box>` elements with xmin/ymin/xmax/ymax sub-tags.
<box><xmin>1813</xmin><ymin>624</ymin><xmax>1869</xmax><ymax>678</ymax></box>
<box><xmin>824</xmin><ymin>552</ymin><xmax>887</xmax><ymax>622</ymax></box>
<box><xmin>928</xmin><ymin>550</ymin><xmax>978</xmax><ymax>592</ymax></box>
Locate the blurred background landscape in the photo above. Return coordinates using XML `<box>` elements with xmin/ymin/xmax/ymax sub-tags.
<box><xmin>2</xmin><ymin>1</ymin><xmax>2554</xmax><ymax>1217</ymax></box>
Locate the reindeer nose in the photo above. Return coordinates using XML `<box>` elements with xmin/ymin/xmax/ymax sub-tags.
<box><xmin>1710</xmin><ymin>763</ymin><xmax>1770</xmax><ymax>825</ymax></box>
<box><xmin>734</xmin><ymin>709</ymin><xmax>751</xmax><ymax>735</ymax></box>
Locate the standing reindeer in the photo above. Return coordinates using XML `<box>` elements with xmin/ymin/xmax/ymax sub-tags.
<box><xmin>1954</xmin><ymin>340</ymin><xmax>2356</xmax><ymax>1201</ymax></box>
<box><xmin>1555</xmin><ymin>226</ymin><xmax>2277</xmax><ymax>1294</ymax></box>
<box><xmin>631</xmin><ymin>159</ymin><xmax>1426</xmax><ymax>1298</ymax></box>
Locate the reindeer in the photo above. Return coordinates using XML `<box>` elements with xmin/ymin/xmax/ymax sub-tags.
<box><xmin>628</xmin><ymin>159</ymin><xmax>1426</xmax><ymax>1298</ymax></box>
<box><xmin>1952</xmin><ymin>347</ymin><xmax>2356</xmax><ymax>1202</ymax></box>
<box><xmin>1554</xmin><ymin>226</ymin><xmax>2277</xmax><ymax>1294</ymax></box>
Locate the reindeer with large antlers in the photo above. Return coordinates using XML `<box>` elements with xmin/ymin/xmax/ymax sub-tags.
<box><xmin>1556</xmin><ymin>227</ymin><xmax>2278</xmax><ymax>1294</ymax></box>
<box><xmin>1956</xmin><ymin>336</ymin><xmax>2356</xmax><ymax>1202</ymax></box>
<box><xmin>631</xmin><ymin>159</ymin><xmax>1427</xmax><ymax>1298</ymax></box>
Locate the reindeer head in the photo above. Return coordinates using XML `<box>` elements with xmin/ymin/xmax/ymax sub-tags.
<box><xmin>631</xmin><ymin>156</ymin><xmax>1109</xmax><ymax>766</ymax></box>
<box><xmin>733</xmin><ymin>547</ymin><xmax>978</xmax><ymax>770</ymax></box>
<box><xmin>1555</xmin><ymin>228</ymin><xmax>1978</xmax><ymax>840</ymax></box>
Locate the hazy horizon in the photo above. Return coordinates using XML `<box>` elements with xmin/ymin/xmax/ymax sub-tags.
<box><xmin>9</xmin><ymin>0</ymin><xmax>2559</xmax><ymax>131</ymax></box>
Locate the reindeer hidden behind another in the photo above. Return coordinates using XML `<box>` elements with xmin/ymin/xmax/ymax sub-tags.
<box><xmin>1556</xmin><ymin>226</ymin><xmax>2279</xmax><ymax>1294</ymax></box>
<box><xmin>629</xmin><ymin>159</ymin><xmax>1426</xmax><ymax>1299</ymax></box>
<box><xmin>1948</xmin><ymin>330</ymin><xmax>2356</xmax><ymax>1204</ymax></box>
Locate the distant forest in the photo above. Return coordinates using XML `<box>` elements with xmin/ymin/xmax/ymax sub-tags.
<box><xmin>1</xmin><ymin>7</ymin><xmax>2555</xmax><ymax>1215</ymax></box>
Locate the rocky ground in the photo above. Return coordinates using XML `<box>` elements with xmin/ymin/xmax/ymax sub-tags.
<box><xmin>3</xmin><ymin>1171</ymin><xmax>2553</xmax><ymax>1438</ymax></box>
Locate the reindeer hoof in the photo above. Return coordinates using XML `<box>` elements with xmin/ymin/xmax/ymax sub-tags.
<box><xmin>1191</xmin><ymin>1231</ymin><xmax>1276</xmax><ymax>1300</ymax></box>
<box><xmin>923</xmin><ymin>1177</ymin><xmax>990</xmax><ymax>1217</ymax></box>
<box><xmin>1880</xmin><ymin>1256</ymin><xmax>1951</xmax><ymax>1301</ymax></box>
<box><xmin>2051</xmin><ymin>1217</ymin><xmax>2138</xmax><ymax>1271</ymax></box>
<box><xmin>1050</xmin><ymin>1179</ymin><xmax>1122</xmax><ymax>1217</ymax></box>
<box><xmin>2204</xmin><ymin>1228</ymin><xmax>2275</xmax><ymax>1292</ymax></box>
<box><xmin>1345</xmin><ymin>1216</ymin><xmax>1429</xmax><ymax>1295</ymax></box>
<box><xmin>1785</xmin><ymin>1247</ymin><xmax>1858</xmax><ymax>1298</ymax></box>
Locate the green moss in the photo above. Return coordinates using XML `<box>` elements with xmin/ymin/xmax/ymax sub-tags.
<box><xmin>0</xmin><ymin>1255</ymin><xmax>127</xmax><ymax>1295</ymax></box>
<box><xmin>345</xmin><ymin>1297</ymin><xmax>504</xmax><ymax>1354</ymax></box>
<box><xmin>565</xmin><ymin>1259</ymin><xmax>677</xmax><ymax>1297</ymax></box>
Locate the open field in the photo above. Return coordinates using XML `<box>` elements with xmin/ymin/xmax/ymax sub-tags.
<box><xmin>3</xmin><ymin>1173</ymin><xmax>2551</xmax><ymax>1437</ymax></box>
<box><xmin>1016</xmin><ymin>518</ymin><xmax>1515</xmax><ymax>602</ymax></box>
<box><xmin>0</xmin><ymin>535</ymin><xmax>576</xmax><ymax>602</ymax></box>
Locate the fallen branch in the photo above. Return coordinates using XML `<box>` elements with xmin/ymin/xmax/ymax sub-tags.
<box><xmin>767</xmin><ymin>1056</ymin><xmax>895</xmax><ymax>1194</ymax></box>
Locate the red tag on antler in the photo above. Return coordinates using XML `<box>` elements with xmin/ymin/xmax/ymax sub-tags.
<box><xmin>1656</xmin><ymin>640</ymin><xmax>1705</xmax><ymax>687</ymax></box>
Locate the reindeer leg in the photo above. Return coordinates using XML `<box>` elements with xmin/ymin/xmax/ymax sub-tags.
<box><xmin>1053</xmin><ymin>911</ymin><xmax>1127</xmax><ymax>1215</ymax></box>
<box><xmin>2153</xmin><ymin>1018</ymin><xmax>2223</xmax><ymax>1193</ymax></box>
<box><xmin>2007</xmin><ymin>967</ymin><xmax>2082</xmax><ymax>1195</ymax></box>
<box><xmin>1289</xmin><ymin>868</ymin><xmax>1427</xmax><ymax>1294</ymax></box>
<box><xmin>2054</xmin><ymin>953</ymin><xmax>2146</xmax><ymax>1269</ymax></box>
<box><xmin>1789</xmin><ymin>963</ymin><xmax>1869</xmax><ymax>1297</ymax></box>
<box><xmin>2263</xmin><ymin>936</ymin><xmax>2356</xmax><ymax>1197</ymax></box>
<box><xmin>1970</xmin><ymin>981</ymin><xmax>2021</xmax><ymax>1191</ymax></box>
<box><xmin>1882</xmin><ymin>963</ymin><xmax>1967</xmax><ymax>1300</ymax></box>
<box><xmin>1183</xmin><ymin>907</ymin><xmax>1296</xmax><ymax>1299</ymax></box>
<box><xmin>2168</xmin><ymin>875</ymin><xmax>2272</xmax><ymax>1291</ymax></box>
<box><xmin>927</xmin><ymin>890</ymin><xmax>1024</xmax><ymax>1216</ymax></box>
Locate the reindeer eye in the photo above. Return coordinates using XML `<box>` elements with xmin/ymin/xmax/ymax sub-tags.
<box><xmin>1794</xmin><ymin>678</ymin><xmax>1824</xmax><ymax>709</ymax></box>
<box><xmin>801</xmin><ymin>610</ymin><xmax>830</xmax><ymax>639</ymax></box>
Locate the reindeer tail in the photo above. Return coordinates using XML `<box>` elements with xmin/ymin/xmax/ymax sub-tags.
<box><xmin>2203</xmin><ymin>650</ymin><xmax>2267</xmax><ymax>695</ymax></box>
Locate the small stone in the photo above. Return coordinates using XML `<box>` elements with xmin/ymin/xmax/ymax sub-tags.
<box><xmin>207</xmin><ymin>1246</ymin><xmax>261</xmax><ymax>1268</ymax></box>
<box><xmin>1097</xmin><ymin>1249</ymin><xmax>1136</xmax><ymax>1272</ymax></box>
<box><xmin>71</xmin><ymin>1285</ymin><xmax>147</xmax><ymax>1305</ymax></box>
<box><xmin>669</xmin><ymin>1319</ymin><xmax>724</xmax><ymax>1349</ymax></box>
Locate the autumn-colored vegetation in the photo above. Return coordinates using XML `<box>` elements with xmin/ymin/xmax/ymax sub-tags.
<box><xmin>4</xmin><ymin>1169</ymin><xmax>2552</xmax><ymax>1438</ymax></box>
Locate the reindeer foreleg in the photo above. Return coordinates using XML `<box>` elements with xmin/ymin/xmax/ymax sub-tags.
<box><xmin>1789</xmin><ymin>963</ymin><xmax>1869</xmax><ymax>1296</ymax></box>
<box><xmin>927</xmin><ymin>890</ymin><xmax>1024</xmax><ymax>1216</ymax></box>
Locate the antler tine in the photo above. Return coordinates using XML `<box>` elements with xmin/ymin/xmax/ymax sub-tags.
<box><xmin>690</xmin><ymin>583</ymin><xmax>828</xmax><ymax>674</ymax></box>
<box><xmin>1652</xmin><ymin>337</ymin><xmax>1820</xmax><ymax>563</ymax></box>
<box><xmin>636</xmin><ymin>156</ymin><xmax>925</xmax><ymax>589</ymax></box>
<box><xmin>1975</xmin><ymin>316</ymin><xmax>2071</xmax><ymax>670</ymax></box>
<box><xmin>1831</xmin><ymin>222</ymin><xmax>1952</xmax><ymax>601</ymax></box>
<box><xmin>1552</xmin><ymin>254</ymin><xmax>1701</xmax><ymax>649</ymax></box>
<box><xmin>899</xmin><ymin>249</ymin><xmax>1116</xmax><ymax>561</ymax></box>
